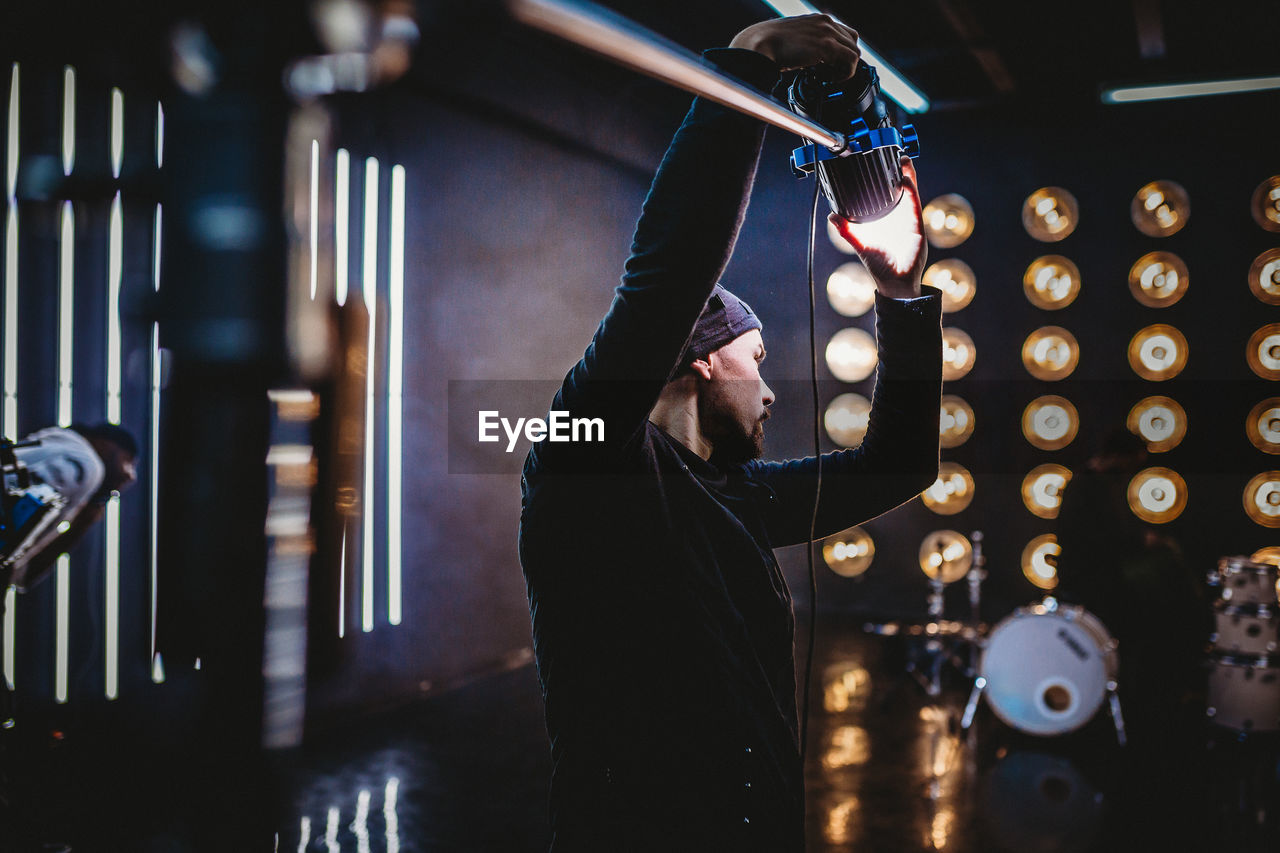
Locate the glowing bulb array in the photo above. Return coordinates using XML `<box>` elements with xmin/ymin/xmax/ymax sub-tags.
<box><xmin>1022</xmin><ymin>395</ymin><xmax>1079</xmax><ymax>450</ymax></box>
<box><xmin>824</xmin><ymin>393</ymin><xmax>871</xmax><ymax>447</ymax></box>
<box><xmin>827</xmin><ymin>262</ymin><xmax>877</xmax><ymax>317</ymax></box>
<box><xmin>922</xmin><ymin>462</ymin><xmax>975</xmax><ymax>515</ymax></box>
<box><xmin>822</xmin><ymin>526</ymin><xmax>875</xmax><ymax>577</ymax></box>
<box><xmin>1127</xmin><ymin>467</ymin><xmax>1188</xmax><ymax>523</ymax></box>
<box><xmin>939</xmin><ymin>395</ymin><xmax>975</xmax><ymax>448</ymax></box>
<box><xmin>1127</xmin><ymin>396</ymin><xmax>1187</xmax><ymax>452</ymax></box>
<box><xmin>1128</xmin><ymin>324</ymin><xmax>1188</xmax><ymax>380</ymax></box>
<box><xmin>1128</xmin><ymin>252</ymin><xmax>1189</xmax><ymax>307</ymax></box>
<box><xmin>1022</xmin><ymin>326</ymin><xmax>1079</xmax><ymax>381</ymax></box>
<box><xmin>918</xmin><ymin>530</ymin><xmax>973</xmax><ymax>583</ymax></box>
<box><xmin>1130</xmin><ymin>180</ymin><xmax>1189</xmax><ymax>237</ymax></box>
<box><xmin>1023</xmin><ymin>255</ymin><xmax>1081</xmax><ymax>309</ymax></box>
<box><xmin>1022</xmin><ymin>464</ymin><xmax>1072</xmax><ymax>519</ymax></box>
<box><xmin>1022</xmin><ymin>187</ymin><xmax>1078</xmax><ymax>242</ymax></box>
<box><xmin>921</xmin><ymin>193</ymin><xmax>975</xmax><ymax>249</ymax></box>
<box><xmin>826</xmin><ymin>328</ymin><xmax>878</xmax><ymax>382</ymax></box>
<box><xmin>1021</xmin><ymin>534</ymin><xmax>1060</xmax><ymax>590</ymax></box>
<box><xmin>922</xmin><ymin>259</ymin><xmax>976</xmax><ymax>313</ymax></box>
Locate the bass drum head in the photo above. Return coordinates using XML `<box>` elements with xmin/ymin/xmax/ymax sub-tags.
<box><xmin>981</xmin><ymin>606</ymin><xmax>1114</xmax><ymax>736</ymax></box>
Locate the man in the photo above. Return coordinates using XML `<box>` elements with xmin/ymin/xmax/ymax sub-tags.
<box><xmin>518</xmin><ymin>15</ymin><xmax>941</xmax><ymax>850</ymax></box>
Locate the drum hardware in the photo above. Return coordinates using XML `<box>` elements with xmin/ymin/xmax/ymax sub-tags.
<box><xmin>1205</xmin><ymin>554</ymin><xmax>1280</xmax><ymax>734</ymax></box>
<box><xmin>1209</xmin><ymin>602</ymin><xmax>1278</xmax><ymax>657</ymax></box>
<box><xmin>1206</xmin><ymin>653</ymin><xmax>1280</xmax><ymax>733</ymax></box>
<box><xmin>961</xmin><ymin>597</ymin><xmax>1126</xmax><ymax>745</ymax></box>
<box><xmin>1214</xmin><ymin>556</ymin><xmax>1280</xmax><ymax>606</ymax></box>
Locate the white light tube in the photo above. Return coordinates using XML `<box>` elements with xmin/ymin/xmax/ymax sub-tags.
<box><xmin>107</xmin><ymin>193</ymin><xmax>122</xmax><ymax>423</ymax></box>
<box><xmin>4</xmin><ymin>207</ymin><xmax>16</xmax><ymax>440</ymax></box>
<box><xmin>6</xmin><ymin>64</ymin><xmax>17</xmax><ymax>200</ymax></box>
<box><xmin>3</xmin><ymin>587</ymin><xmax>13</xmax><ymax>690</ymax></box>
<box><xmin>55</xmin><ymin>554</ymin><xmax>69</xmax><ymax>702</ymax></box>
<box><xmin>150</xmin><ymin>322</ymin><xmax>163</xmax><ymax>682</ymax></box>
<box><xmin>105</xmin><ymin>497</ymin><xmax>119</xmax><ymax>699</ymax></box>
<box><xmin>62</xmin><ymin>67</ymin><xmax>75</xmax><ymax>176</ymax></box>
<box><xmin>758</xmin><ymin>1</ymin><xmax>929</xmax><ymax>113</ymax></box>
<box><xmin>338</xmin><ymin>525</ymin><xmax>347</xmax><ymax>639</ymax></box>
<box><xmin>1103</xmin><ymin>75</ymin><xmax>1280</xmax><ymax>104</ymax></box>
<box><xmin>387</xmin><ymin>165</ymin><xmax>404</xmax><ymax>626</ymax></box>
<box><xmin>335</xmin><ymin>149</ymin><xmax>350</xmax><ymax>306</ymax></box>
<box><xmin>385</xmin><ymin>777</ymin><xmax>401</xmax><ymax>853</ymax></box>
<box><xmin>155</xmin><ymin>101</ymin><xmax>164</xmax><ymax>168</ymax></box>
<box><xmin>310</xmin><ymin>139</ymin><xmax>319</xmax><ymax>300</ymax></box>
<box><xmin>58</xmin><ymin>202</ymin><xmax>73</xmax><ymax>427</ymax></box>
<box><xmin>362</xmin><ymin>156</ymin><xmax>378</xmax><ymax>633</ymax></box>
<box><xmin>110</xmin><ymin>88</ymin><xmax>123</xmax><ymax>179</ymax></box>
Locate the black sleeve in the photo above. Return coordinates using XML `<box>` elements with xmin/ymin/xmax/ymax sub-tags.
<box><xmin>742</xmin><ymin>288</ymin><xmax>943</xmax><ymax>546</ymax></box>
<box><xmin>530</xmin><ymin>48</ymin><xmax>781</xmax><ymax>468</ymax></box>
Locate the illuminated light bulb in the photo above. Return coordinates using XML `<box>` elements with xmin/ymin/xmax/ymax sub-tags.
<box><xmin>1127</xmin><ymin>466</ymin><xmax>1188</xmax><ymax>523</ymax></box>
<box><xmin>1021</xmin><ymin>534</ymin><xmax>1060</xmax><ymax>590</ymax></box>
<box><xmin>1131</xmin><ymin>180</ymin><xmax>1189</xmax><ymax>237</ymax></box>
<box><xmin>939</xmin><ymin>395</ymin><xmax>975</xmax><ymax>448</ymax></box>
<box><xmin>1247</xmin><ymin>324</ymin><xmax>1280</xmax><ymax>380</ymax></box>
<box><xmin>824</xmin><ymin>393</ymin><xmax>871</xmax><ymax>447</ymax></box>
<box><xmin>827</xmin><ymin>262</ymin><xmax>877</xmax><ymax>317</ymax></box>
<box><xmin>1022</xmin><ymin>187</ymin><xmax>1079</xmax><ymax>242</ymax></box>
<box><xmin>823</xmin><ymin>663</ymin><xmax>871</xmax><ymax>713</ymax></box>
<box><xmin>1251</xmin><ymin>546</ymin><xmax>1280</xmax><ymax>566</ymax></box>
<box><xmin>1022</xmin><ymin>395</ymin><xmax>1079</xmax><ymax>451</ymax></box>
<box><xmin>1022</xmin><ymin>255</ymin><xmax>1081</xmax><ymax>310</ymax></box>
<box><xmin>918</xmin><ymin>530</ymin><xmax>973</xmax><ymax>583</ymax></box>
<box><xmin>1248</xmin><ymin>249</ymin><xmax>1280</xmax><ymax>305</ymax></box>
<box><xmin>1247</xmin><ymin>398</ymin><xmax>1280</xmax><ymax>454</ymax></box>
<box><xmin>825</xmin><ymin>328</ymin><xmax>878</xmax><ymax>382</ymax></box>
<box><xmin>822</xmin><ymin>525</ymin><xmax>875</xmax><ymax>578</ymax></box>
<box><xmin>922</xmin><ymin>258</ymin><xmax>976</xmax><ymax>313</ymax></box>
<box><xmin>823</xmin><ymin>725</ymin><xmax>871</xmax><ymax>769</ymax></box>
<box><xmin>921</xmin><ymin>462</ymin><xmax>975</xmax><ymax>515</ymax></box>
<box><xmin>827</xmin><ymin>217</ymin><xmax>859</xmax><ymax>255</ymax></box>
<box><xmin>1128</xmin><ymin>251</ymin><xmax>1189</xmax><ymax>307</ymax></box>
<box><xmin>1251</xmin><ymin>175</ymin><xmax>1280</xmax><ymax>233</ymax></box>
<box><xmin>1021</xmin><ymin>326</ymin><xmax>1080</xmax><ymax>381</ymax></box>
<box><xmin>1128</xmin><ymin>324</ymin><xmax>1188</xmax><ymax>380</ymax></box>
<box><xmin>1244</xmin><ymin>472</ymin><xmax>1280</xmax><ymax>527</ymax></box>
<box><xmin>941</xmin><ymin>327</ymin><xmax>976</xmax><ymax>381</ymax></box>
<box><xmin>1021</xmin><ymin>464</ymin><xmax>1073</xmax><ymax>519</ymax></box>
<box><xmin>1127</xmin><ymin>396</ymin><xmax>1187</xmax><ymax>452</ymax></box>
<box><xmin>920</xmin><ymin>193</ymin><xmax>975</xmax><ymax>249</ymax></box>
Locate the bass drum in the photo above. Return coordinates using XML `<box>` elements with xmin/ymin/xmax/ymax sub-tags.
<box><xmin>980</xmin><ymin>603</ymin><xmax>1118</xmax><ymax>736</ymax></box>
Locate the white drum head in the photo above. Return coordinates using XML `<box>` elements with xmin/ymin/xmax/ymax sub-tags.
<box><xmin>981</xmin><ymin>608</ymin><xmax>1113</xmax><ymax>736</ymax></box>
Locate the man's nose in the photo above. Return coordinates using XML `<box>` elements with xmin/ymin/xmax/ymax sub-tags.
<box><xmin>761</xmin><ymin>380</ymin><xmax>775</xmax><ymax>407</ymax></box>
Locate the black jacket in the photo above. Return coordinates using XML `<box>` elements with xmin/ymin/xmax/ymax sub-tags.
<box><xmin>519</xmin><ymin>47</ymin><xmax>942</xmax><ymax>852</ymax></box>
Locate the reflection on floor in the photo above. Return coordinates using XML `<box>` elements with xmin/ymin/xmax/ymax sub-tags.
<box><xmin>3</xmin><ymin>620</ymin><xmax>1279</xmax><ymax>851</ymax></box>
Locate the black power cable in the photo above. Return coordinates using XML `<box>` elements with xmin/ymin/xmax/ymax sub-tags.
<box><xmin>799</xmin><ymin>176</ymin><xmax>823</xmax><ymax>761</ymax></box>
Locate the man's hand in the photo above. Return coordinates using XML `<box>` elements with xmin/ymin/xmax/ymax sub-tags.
<box><xmin>829</xmin><ymin>157</ymin><xmax>927</xmax><ymax>299</ymax></box>
<box><xmin>729</xmin><ymin>14</ymin><xmax>861</xmax><ymax>81</ymax></box>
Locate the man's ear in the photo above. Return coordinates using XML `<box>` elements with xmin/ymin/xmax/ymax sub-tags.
<box><xmin>690</xmin><ymin>357</ymin><xmax>713</xmax><ymax>381</ymax></box>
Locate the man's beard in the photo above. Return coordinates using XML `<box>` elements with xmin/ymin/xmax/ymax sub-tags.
<box><xmin>700</xmin><ymin>393</ymin><xmax>765</xmax><ymax>466</ymax></box>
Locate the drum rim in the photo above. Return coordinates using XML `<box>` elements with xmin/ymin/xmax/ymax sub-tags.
<box><xmin>1214</xmin><ymin>601</ymin><xmax>1277</xmax><ymax>618</ymax></box>
<box><xmin>1209</xmin><ymin>651</ymin><xmax>1277</xmax><ymax>667</ymax></box>
<box><xmin>1218</xmin><ymin>556</ymin><xmax>1278</xmax><ymax>575</ymax></box>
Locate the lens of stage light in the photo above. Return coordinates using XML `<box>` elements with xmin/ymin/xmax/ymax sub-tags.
<box><xmin>827</xmin><ymin>217</ymin><xmax>859</xmax><ymax>255</ymax></box>
<box><xmin>824</xmin><ymin>392</ymin><xmax>871</xmax><ymax>447</ymax></box>
<box><xmin>1022</xmin><ymin>187</ymin><xmax>1078</xmax><ymax>242</ymax></box>
<box><xmin>822</xmin><ymin>526</ymin><xmax>875</xmax><ymax>578</ymax></box>
<box><xmin>1131</xmin><ymin>180</ymin><xmax>1189</xmax><ymax>237</ymax></box>
<box><xmin>1128</xmin><ymin>324</ymin><xmax>1188</xmax><ymax>380</ymax></box>
<box><xmin>1022</xmin><ymin>395</ymin><xmax>1079</xmax><ymax>450</ymax></box>
<box><xmin>918</xmin><ymin>530</ymin><xmax>973</xmax><ymax>583</ymax></box>
<box><xmin>1244</xmin><ymin>472</ymin><xmax>1280</xmax><ymax>527</ymax></box>
<box><xmin>1251</xmin><ymin>546</ymin><xmax>1280</xmax><ymax>566</ymax></box>
<box><xmin>1247</xmin><ymin>398</ymin><xmax>1280</xmax><ymax>454</ymax></box>
<box><xmin>942</xmin><ymin>327</ymin><xmax>976</xmax><ymax>381</ymax></box>
<box><xmin>1128</xmin><ymin>467</ymin><xmax>1188</xmax><ymax>523</ymax></box>
<box><xmin>1251</xmin><ymin>176</ymin><xmax>1280</xmax><ymax>232</ymax></box>
<box><xmin>1022</xmin><ymin>464</ymin><xmax>1073</xmax><ymax>519</ymax></box>
<box><xmin>921</xmin><ymin>193</ymin><xmax>975</xmax><ymax>249</ymax></box>
<box><xmin>1248</xmin><ymin>324</ymin><xmax>1280</xmax><ymax>380</ymax></box>
<box><xmin>1249</xmin><ymin>249</ymin><xmax>1280</xmax><ymax>305</ymax></box>
<box><xmin>1023</xmin><ymin>255</ymin><xmax>1081</xmax><ymax>310</ymax></box>
<box><xmin>827</xmin><ymin>262</ymin><xmax>877</xmax><ymax>317</ymax></box>
<box><xmin>939</xmin><ymin>395</ymin><xmax>975</xmax><ymax>448</ymax></box>
<box><xmin>1021</xmin><ymin>534</ymin><xmax>1060</xmax><ymax>590</ymax></box>
<box><xmin>826</xmin><ymin>328</ymin><xmax>878</xmax><ymax>382</ymax></box>
<box><xmin>922</xmin><ymin>462</ymin><xmax>975</xmax><ymax>515</ymax></box>
<box><xmin>1128</xmin><ymin>251</ymin><xmax>1189</xmax><ymax>307</ymax></box>
<box><xmin>1021</xmin><ymin>326</ymin><xmax>1079</xmax><ymax>381</ymax></box>
<box><xmin>1127</xmin><ymin>396</ymin><xmax>1187</xmax><ymax>452</ymax></box>
<box><xmin>922</xmin><ymin>259</ymin><xmax>976</xmax><ymax>313</ymax></box>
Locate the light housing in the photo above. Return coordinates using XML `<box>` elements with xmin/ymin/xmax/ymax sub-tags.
<box><xmin>1130</xmin><ymin>180</ymin><xmax>1189</xmax><ymax>237</ymax></box>
<box><xmin>1247</xmin><ymin>324</ymin><xmax>1280</xmax><ymax>380</ymax></box>
<box><xmin>1248</xmin><ymin>249</ymin><xmax>1280</xmax><ymax>305</ymax></box>
<box><xmin>921</xmin><ymin>193</ymin><xmax>975</xmax><ymax>249</ymax></box>
<box><xmin>1128</xmin><ymin>251</ymin><xmax>1188</xmax><ymax>307</ymax></box>
<box><xmin>1021</xmin><ymin>534</ymin><xmax>1060</xmax><ymax>590</ymax></box>
<box><xmin>1252</xmin><ymin>175</ymin><xmax>1280</xmax><ymax>233</ymax></box>
<box><xmin>826</xmin><ymin>328</ymin><xmax>878</xmax><ymax>382</ymax></box>
<box><xmin>922</xmin><ymin>259</ymin><xmax>976</xmax><ymax>313</ymax></box>
<box><xmin>827</xmin><ymin>262</ymin><xmax>877</xmax><ymax>317</ymax></box>
<box><xmin>941</xmin><ymin>327</ymin><xmax>976</xmax><ymax>381</ymax></box>
<box><xmin>1244</xmin><ymin>472</ymin><xmax>1280</xmax><ymax>528</ymax></box>
<box><xmin>1127</xmin><ymin>396</ymin><xmax>1187</xmax><ymax>452</ymax></box>
<box><xmin>1023</xmin><ymin>255</ymin><xmax>1081</xmax><ymax>310</ymax></box>
<box><xmin>1022</xmin><ymin>395</ymin><xmax>1079</xmax><ymax>451</ymax></box>
<box><xmin>1021</xmin><ymin>326</ymin><xmax>1080</xmax><ymax>381</ymax></box>
<box><xmin>1022</xmin><ymin>464</ymin><xmax>1073</xmax><ymax>519</ymax></box>
<box><xmin>1246</xmin><ymin>398</ymin><xmax>1280</xmax><ymax>455</ymax></box>
<box><xmin>918</xmin><ymin>530</ymin><xmax>972</xmax><ymax>583</ymax></box>
<box><xmin>939</xmin><ymin>395</ymin><xmax>975</xmax><ymax>448</ymax></box>
<box><xmin>824</xmin><ymin>392</ymin><xmax>871</xmax><ymax>447</ymax></box>
<box><xmin>1022</xmin><ymin>187</ymin><xmax>1078</xmax><ymax>242</ymax></box>
<box><xmin>1128</xmin><ymin>466</ymin><xmax>1188</xmax><ymax>523</ymax></box>
<box><xmin>1128</xmin><ymin>324</ymin><xmax>1188</xmax><ymax>381</ymax></box>
<box><xmin>921</xmin><ymin>462</ymin><xmax>975</xmax><ymax>516</ymax></box>
<box><xmin>822</xmin><ymin>526</ymin><xmax>876</xmax><ymax>577</ymax></box>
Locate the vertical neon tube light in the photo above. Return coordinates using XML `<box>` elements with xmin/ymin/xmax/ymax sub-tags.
<box><xmin>335</xmin><ymin>149</ymin><xmax>349</xmax><ymax>306</ymax></box>
<box><xmin>361</xmin><ymin>156</ymin><xmax>378</xmax><ymax>633</ymax></box>
<box><xmin>150</xmin><ymin>102</ymin><xmax>165</xmax><ymax>684</ymax></box>
<box><xmin>310</xmin><ymin>140</ymin><xmax>319</xmax><ymax>299</ymax></box>
<box><xmin>387</xmin><ymin>165</ymin><xmax>404</xmax><ymax>626</ymax></box>
<box><xmin>55</xmin><ymin>198</ymin><xmax>74</xmax><ymax>704</ymax></box>
<box><xmin>61</xmin><ymin>66</ymin><xmax>75</xmax><ymax>176</ymax></box>
<box><xmin>105</xmin><ymin>185</ymin><xmax>123</xmax><ymax>700</ymax></box>
<box><xmin>3</xmin><ymin>63</ymin><xmax>17</xmax><ymax>691</ymax></box>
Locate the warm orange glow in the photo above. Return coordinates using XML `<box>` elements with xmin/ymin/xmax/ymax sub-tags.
<box><xmin>1022</xmin><ymin>395</ymin><xmax>1079</xmax><ymax>450</ymax></box>
<box><xmin>1247</xmin><ymin>398</ymin><xmax>1280</xmax><ymax>454</ymax></box>
<box><xmin>1128</xmin><ymin>467</ymin><xmax>1188</xmax><ymax>523</ymax></box>
<box><xmin>1131</xmin><ymin>180</ymin><xmax>1189</xmax><ymax>237</ymax></box>
<box><xmin>1021</xmin><ymin>534</ymin><xmax>1060</xmax><ymax>590</ymax></box>
<box><xmin>832</xmin><ymin>195</ymin><xmax>927</xmax><ymax>276</ymax></box>
<box><xmin>1022</xmin><ymin>255</ymin><xmax>1081</xmax><ymax>309</ymax></box>
<box><xmin>826</xmin><ymin>328</ymin><xmax>878</xmax><ymax>382</ymax></box>
<box><xmin>942</xmin><ymin>327</ymin><xmax>976</xmax><ymax>381</ymax></box>
<box><xmin>1022</xmin><ymin>326</ymin><xmax>1079</xmax><ymax>381</ymax></box>
<box><xmin>1251</xmin><ymin>546</ymin><xmax>1280</xmax><ymax>566</ymax></box>
<box><xmin>1127</xmin><ymin>396</ymin><xmax>1187</xmax><ymax>452</ymax></box>
<box><xmin>824</xmin><ymin>798</ymin><xmax>860</xmax><ymax>845</ymax></box>
<box><xmin>826</xmin><ymin>217</ymin><xmax>859</xmax><ymax>255</ymax></box>
<box><xmin>1247</xmin><ymin>324</ymin><xmax>1280</xmax><ymax>380</ymax></box>
<box><xmin>939</xmin><ymin>395</ymin><xmax>975</xmax><ymax>448</ymax></box>
<box><xmin>918</xmin><ymin>530</ymin><xmax>973</xmax><ymax>583</ymax></box>
<box><xmin>823</xmin><ymin>725</ymin><xmax>871</xmax><ymax>769</ymax></box>
<box><xmin>1250</xmin><ymin>176</ymin><xmax>1280</xmax><ymax>233</ymax></box>
<box><xmin>1022</xmin><ymin>187</ymin><xmax>1078</xmax><ymax>242</ymax></box>
<box><xmin>1128</xmin><ymin>251</ymin><xmax>1189</xmax><ymax>307</ymax></box>
<box><xmin>923</xmin><ymin>259</ymin><xmax>976</xmax><ymax>313</ymax></box>
<box><xmin>1248</xmin><ymin>249</ymin><xmax>1280</xmax><ymax>305</ymax></box>
<box><xmin>922</xmin><ymin>462</ymin><xmax>975</xmax><ymax>515</ymax></box>
<box><xmin>824</xmin><ymin>393</ymin><xmax>871</xmax><ymax>447</ymax></box>
<box><xmin>1022</xmin><ymin>464</ymin><xmax>1072</xmax><ymax>519</ymax></box>
<box><xmin>827</xmin><ymin>262</ymin><xmax>877</xmax><ymax>317</ymax></box>
<box><xmin>822</xmin><ymin>525</ymin><xmax>875</xmax><ymax>578</ymax></box>
<box><xmin>823</xmin><ymin>663</ymin><xmax>871</xmax><ymax>712</ymax></box>
<box><xmin>1244</xmin><ymin>472</ymin><xmax>1280</xmax><ymax>528</ymax></box>
<box><xmin>921</xmin><ymin>193</ymin><xmax>975</xmax><ymax>249</ymax></box>
<box><xmin>1128</xmin><ymin>324</ymin><xmax>1188</xmax><ymax>380</ymax></box>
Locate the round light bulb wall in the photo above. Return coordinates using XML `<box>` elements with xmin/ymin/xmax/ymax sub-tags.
<box><xmin>942</xmin><ymin>328</ymin><xmax>976</xmax><ymax>381</ymax></box>
<box><xmin>921</xmin><ymin>193</ymin><xmax>975</xmax><ymax>249</ymax></box>
<box><xmin>1022</xmin><ymin>327</ymin><xmax>1080</xmax><ymax>381</ymax></box>
<box><xmin>922</xmin><ymin>462</ymin><xmax>975</xmax><ymax>516</ymax></box>
<box><xmin>1127</xmin><ymin>396</ymin><xmax>1187</xmax><ymax>452</ymax></box>
<box><xmin>1128</xmin><ymin>324</ymin><xmax>1188</xmax><ymax>381</ymax></box>
<box><xmin>1021</xmin><ymin>534</ymin><xmax>1061</xmax><ymax>590</ymax></box>
<box><xmin>1131</xmin><ymin>180</ymin><xmax>1189</xmax><ymax>237</ymax></box>
<box><xmin>1128</xmin><ymin>252</ymin><xmax>1189</xmax><ymax>307</ymax></box>
<box><xmin>1022</xmin><ymin>395</ymin><xmax>1079</xmax><ymax>451</ymax></box>
<box><xmin>1023</xmin><ymin>255</ymin><xmax>1081</xmax><ymax>310</ymax></box>
<box><xmin>1248</xmin><ymin>324</ymin><xmax>1280</xmax><ymax>380</ymax></box>
<box><xmin>1022</xmin><ymin>464</ymin><xmax>1073</xmax><ymax>519</ymax></box>
<box><xmin>1128</xmin><ymin>467</ymin><xmax>1188</xmax><ymax>524</ymax></box>
<box><xmin>918</xmin><ymin>530</ymin><xmax>973</xmax><ymax>583</ymax></box>
<box><xmin>922</xmin><ymin>259</ymin><xmax>976</xmax><ymax>313</ymax></box>
<box><xmin>827</xmin><ymin>263</ymin><xmax>877</xmax><ymax>317</ymax></box>
<box><xmin>825</xmin><ymin>393</ymin><xmax>872</xmax><ymax>448</ymax></box>
<box><xmin>939</xmin><ymin>395</ymin><xmax>975</xmax><ymax>448</ymax></box>
<box><xmin>826</xmin><ymin>328</ymin><xmax>878</xmax><ymax>382</ymax></box>
<box><xmin>1022</xmin><ymin>187</ymin><xmax>1079</xmax><ymax>242</ymax></box>
<box><xmin>822</xmin><ymin>526</ymin><xmax>876</xmax><ymax>578</ymax></box>
<box><xmin>1251</xmin><ymin>175</ymin><xmax>1280</xmax><ymax>233</ymax></box>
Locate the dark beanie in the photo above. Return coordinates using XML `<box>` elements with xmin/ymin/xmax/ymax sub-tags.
<box><xmin>681</xmin><ymin>285</ymin><xmax>762</xmax><ymax>369</ymax></box>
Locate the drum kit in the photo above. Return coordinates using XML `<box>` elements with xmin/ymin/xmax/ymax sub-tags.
<box><xmin>1206</xmin><ymin>556</ymin><xmax>1280</xmax><ymax>733</ymax></box>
